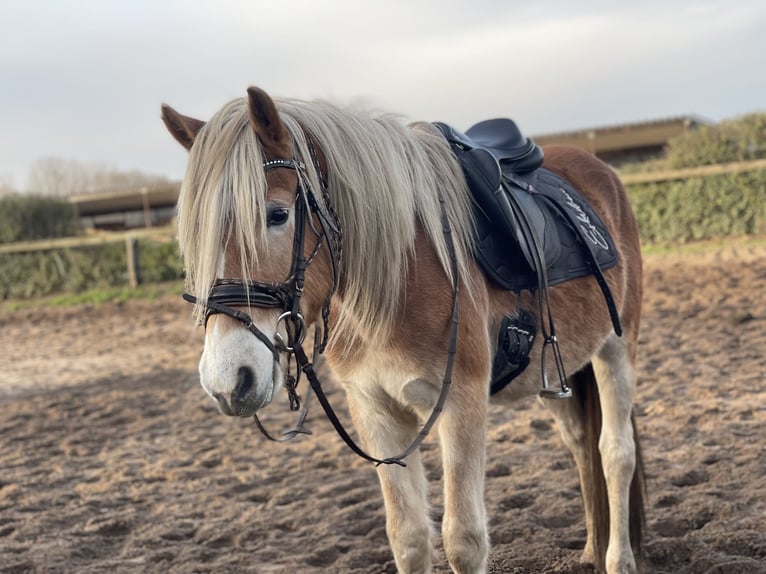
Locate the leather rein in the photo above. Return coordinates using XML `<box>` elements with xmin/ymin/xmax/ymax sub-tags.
<box><xmin>183</xmin><ymin>149</ymin><xmax>460</xmax><ymax>467</ymax></box>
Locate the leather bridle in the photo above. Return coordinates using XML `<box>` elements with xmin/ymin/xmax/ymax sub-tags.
<box><xmin>183</xmin><ymin>157</ymin><xmax>341</xmax><ymax>355</ymax></box>
<box><xmin>184</xmin><ymin>145</ymin><xmax>460</xmax><ymax>467</ymax></box>
<box><xmin>183</xmin><ymin>155</ymin><xmax>341</xmax><ymax>429</ymax></box>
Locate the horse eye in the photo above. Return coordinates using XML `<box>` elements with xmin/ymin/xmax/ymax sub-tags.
<box><xmin>267</xmin><ymin>207</ymin><xmax>289</xmax><ymax>227</ymax></box>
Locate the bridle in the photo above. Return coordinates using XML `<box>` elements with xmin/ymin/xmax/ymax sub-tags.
<box><xmin>182</xmin><ymin>154</ymin><xmax>341</xmax><ymax>427</ymax></box>
<box><xmin>187</xmin><ymin>156</ymin><xmax>342</xmax><ymax>352</ymax></box>
<box><xmin>184</xmin><ymin>143</ymin><xmax>460</xmax><ymax>467</ymax></box>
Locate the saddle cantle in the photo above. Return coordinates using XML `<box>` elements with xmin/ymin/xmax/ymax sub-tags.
<box><xmin>435</xmin><ymin>119</ymin><xmax>622</xmax><ymax>396</ymax></box>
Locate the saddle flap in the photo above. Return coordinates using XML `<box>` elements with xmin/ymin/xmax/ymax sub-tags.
<box><xmin>503</xmin><ymin>178</ymin><xmax>561</xmax><ymax>273</ymax></box>
<box><xmin>465</xmin><ymin>147</ymin><xmax>502</xmax><ymax>192</ymax></box>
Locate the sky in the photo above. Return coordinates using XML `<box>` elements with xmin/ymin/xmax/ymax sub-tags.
<box><xmin>1</xmin><ymin>0</ymin><xmax>764</xmax><ymax>190</ymax></box>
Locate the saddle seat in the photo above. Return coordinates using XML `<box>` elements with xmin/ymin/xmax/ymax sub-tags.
<box><xmin>437</xmin><ymin>118</ymin><xmax>544</xmax><ymax>175</ymax></box>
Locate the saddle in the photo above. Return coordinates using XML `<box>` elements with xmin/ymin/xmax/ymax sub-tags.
<box><xmin>439</xmin><ymin>118</ymin><xmax>545</xmax><ymax>174</ymax></box>
<box><xmin>434</xmin><ymin>119</ymin><xmax>622</xmax><ymax>397</ymax></box>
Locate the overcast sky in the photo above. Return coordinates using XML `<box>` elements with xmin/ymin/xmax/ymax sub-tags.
<box><xmin>1</xmin><ymin>0</ymin><xmax>764</xmax><ymax>190</ymax></box>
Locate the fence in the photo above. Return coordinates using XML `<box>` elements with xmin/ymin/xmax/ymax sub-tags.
<box><xmin>0</xmin><ymin>226</ymin><xmax>176</xmax><ymax>288</ymax></box>
<box><xmin>619</xmin><ymin>158</ymin><xmax>766</xmax><ymax>185</ymax></box>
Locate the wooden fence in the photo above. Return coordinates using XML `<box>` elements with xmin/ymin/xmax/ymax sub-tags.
<box><xmin>620</xmin><ymin>158</ymin><xmax>766</xmax><ymax>185</ymax></box>
<box><xmin>0</xmin><ymin>226</ymin><xmax>176</xmax><ymax>288</ymax></box>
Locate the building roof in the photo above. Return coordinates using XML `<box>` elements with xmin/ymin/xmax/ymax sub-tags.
<box><xmin>69</xmin><ymin>183</ymin><xmax>181</xmax><ymax>216</ymax></box>
<box><xmin>531</xmin><ymin>115</ymin><xmax>711</xmax><ymax>155</ymax></box>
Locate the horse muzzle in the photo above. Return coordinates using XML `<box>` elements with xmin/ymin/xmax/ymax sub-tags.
<box><xmin>211</xmin><ymin>366</ymin><xmax>271</xmax><ymax>417</ymax></box>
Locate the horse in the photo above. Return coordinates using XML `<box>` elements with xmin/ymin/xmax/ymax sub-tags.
<box><xmin>161</xmin><ymin>86</ymin><xmax>645</xmax><ymax>574</ymax></box>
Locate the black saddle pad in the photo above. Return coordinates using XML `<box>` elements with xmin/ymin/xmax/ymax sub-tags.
<box><xmin>474</xmin><ymin>167</ymin><xmax>619</xmax><ymax>292</ymax></box>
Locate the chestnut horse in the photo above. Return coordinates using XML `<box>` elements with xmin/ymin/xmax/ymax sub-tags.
<box><xmin>161</xmin><ymin>86</ymin><xmax>645</xmax><ymax>574</ymax></box>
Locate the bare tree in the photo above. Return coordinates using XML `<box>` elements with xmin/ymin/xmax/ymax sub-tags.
<box><xmin>27</xmin><ymin>158</ymin><xmax>170</xmax><ymax>196</ymax></box>
<box><xmin>0</xmin><ymin>175</ymin><xmax>16</xmax><ymax>196</ymax></box>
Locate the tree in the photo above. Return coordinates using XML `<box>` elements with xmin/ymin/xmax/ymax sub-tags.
<box><xmin>0</xmin><ymin>175</ymin><xmax>16</xmax><ymax>196</ymax></box>
<box><xmin>27</xmin><ymin>158</ymin><xmax>170</xmax><ymax>196</ymax></box>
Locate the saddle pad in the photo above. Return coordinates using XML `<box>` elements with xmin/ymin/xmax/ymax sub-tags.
<box><xmin>472</xmin><ymin>167</ymin><xmax>619</xmax><ymax>292</ymax></box>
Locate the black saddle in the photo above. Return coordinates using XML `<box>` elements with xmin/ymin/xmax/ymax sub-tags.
<box><xmin>435</xmin><ymin>119</ymin><xmax>622</xmax><ymax>397</ymax></box>
<box><xmin>437</xmin><ymin>118</ymin><xmax>544</xmax><ymax>174</ymax></box>
<box><xmin>435</xmin><ymin>118</ymin><xmax>619</xmax><ymax>301</ymax></box>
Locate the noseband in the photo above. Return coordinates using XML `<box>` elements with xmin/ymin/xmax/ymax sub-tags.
<box><xmin>184</xmin><ymin>148</ymin><xmax>460</xmax><ymax>467</ymax></box>
<box><xmin>183</xmin><ymin>156</ymin><xmax>342</xmax><ymax>423</ymax></box>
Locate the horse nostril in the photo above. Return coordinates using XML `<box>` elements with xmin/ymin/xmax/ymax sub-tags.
<box><xmin>234</xmin><ymin>366</ymin><xmax>255</xmax><ymax>402</ymax></box>
<box><xmin>212</xmin><ymin>392</ymin><xmax>235</xmax><ymax>416</ymax></box>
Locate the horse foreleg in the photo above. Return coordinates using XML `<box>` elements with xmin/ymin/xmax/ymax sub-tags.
<box><xmin>346</xmin><ymin>389</ymin><xmax>433</xmax><ymax>574</ymax></box>
<box><xmin>593</xmin><ymin>335</ymin><xmax>638</xmax><ymax>574</ymax></box>
<box><xmin>438</xmin><ymin>389</ymin><xmax>489</xmax><ymax>574</ymax></box>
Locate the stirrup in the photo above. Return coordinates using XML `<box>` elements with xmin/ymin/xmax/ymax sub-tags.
<box><xmin>539</xmin><ymin>335</ymin><xmax>572</xmax><ymax>400</ymax></box>
<box><xmin>540</xmin><ymin>381</ymin><xmax>573</xmax><ymax>400</ymax></box>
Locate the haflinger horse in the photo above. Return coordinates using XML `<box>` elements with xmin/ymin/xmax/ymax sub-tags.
<box><xmin>161</xmin><ymin>86</ymin><xmax>645</xmax><ymax>574</ymax></box>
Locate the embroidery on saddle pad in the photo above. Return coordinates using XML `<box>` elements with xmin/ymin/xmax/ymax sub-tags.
<box><xmin>487</xmin><ymin>167</ymin><xmax>619</xmax><ymax>292</ymax></box>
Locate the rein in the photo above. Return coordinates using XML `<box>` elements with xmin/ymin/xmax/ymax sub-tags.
<box><xmin>292</xmin><ymin>193</ymin><xmax>460</xmax><ymax>467</ymax></box>
<box><xmin>184</xmin><ymin>151</ymin><xmax>460</xmax><ymax>467</ymax></box>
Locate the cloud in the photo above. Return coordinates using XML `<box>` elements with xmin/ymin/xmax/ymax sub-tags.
<box><xmin>1</xmin><ymin>0</ymin><xmax>765</xmax><ymax>188</ymax></box>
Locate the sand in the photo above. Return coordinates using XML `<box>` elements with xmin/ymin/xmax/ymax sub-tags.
<box><xmin>1</xmin><ymin>241</ymin><xmax>765</xmax><ymax>573</ymax></box>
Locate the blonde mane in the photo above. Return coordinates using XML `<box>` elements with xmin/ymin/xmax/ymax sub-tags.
<box><xmin>177</xmin><ymin>97</ymin><xmax>476</xmax><ymax>345</ymax></box>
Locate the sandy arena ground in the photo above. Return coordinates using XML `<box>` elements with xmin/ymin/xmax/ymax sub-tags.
<box><xmin>1</xmin><ymin>241</ymin><xmax>765</xmax><ymax>573</ymax></box>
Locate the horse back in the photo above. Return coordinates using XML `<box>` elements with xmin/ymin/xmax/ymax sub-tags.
<box><xmin>541</xmin><ymin>145</ymin><xmax>643</xmax><ymax>342</ymax></box>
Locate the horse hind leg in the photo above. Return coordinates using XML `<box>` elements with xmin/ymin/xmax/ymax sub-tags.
<box><xmin>543</xmin><ymin>365</ymin><xmax>602</xmax><ymax>567</ymax></box>
<box><xmin>591</xmin><ymin>333</ymin><xmax>645</xmax><ymax>574</ymax></box>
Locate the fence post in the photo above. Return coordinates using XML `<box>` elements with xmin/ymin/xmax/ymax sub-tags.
<box><xmin>126</xmin><ymin>235</ymin><xmax>140</xmax><ymax>288</ymax></box>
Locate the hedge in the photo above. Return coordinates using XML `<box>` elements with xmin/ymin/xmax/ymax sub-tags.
<box><xmin>667</xmin><ymin>113</ymin><xmax>766</xmax><ymax>169</ymax></box>
<box><xmin>0</xmin><ymin>240</ymin><xmax>183</xmax><ymax>300</ymax></box>
<box><xmin>626</xmin><ymin>169</ymin><xmax>766</xmax><ymax>243</ymax></box>
<box><xmin>0</xmin><ymin>195</ymin><xmax>80</xmax><ymax>244</ymax></box>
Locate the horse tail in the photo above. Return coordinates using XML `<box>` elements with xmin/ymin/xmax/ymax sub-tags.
<box><xmin>574</xmin><ymin>363</ymin><xmax>645</xmax><ymax>572</ymax></box>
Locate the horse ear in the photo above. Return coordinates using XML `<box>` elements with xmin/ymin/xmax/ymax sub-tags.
<box><xmin>161</xmin><ymin>104</ymin><xmax>205</xmax><ymax>151</ymax></box>
<box><xmin>247</xmin><ymin>86</ymin><xmax>292</xmax><ymax>159</ymax></box>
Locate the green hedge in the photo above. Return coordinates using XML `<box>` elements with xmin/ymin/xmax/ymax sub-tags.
<box><xmin>0</xmin><ymin>195</ymin><xmax>80</xmax><ymax>244</ymax></box>
<box><xmin>667</xmin><ymin>113</ymin><xmax>766</xmax><ymax>169</ymax></box>
<box><xmin>626</xmin><ymin>169</ymin><xmax>766</xmax><ymax>243</ymax></box>
<box><xmin>0</xmin><ymin>240</ymin><xmax>183</xmax><ymax>300</ymax></box>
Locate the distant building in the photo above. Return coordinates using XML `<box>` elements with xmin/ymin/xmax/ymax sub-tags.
<box><xmin>532</xmin><ymin>115</ymin><xmax>710</xmax><ymax>166</ymax></box>
<box><xmin>70</xmin><ymin>183</ymin><xmax>180</xmax><ymax>231</ymax></box>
